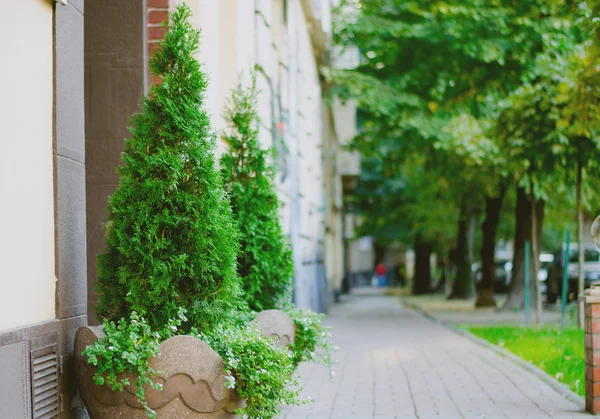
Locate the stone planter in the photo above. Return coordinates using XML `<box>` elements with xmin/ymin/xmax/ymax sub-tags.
<box><xmin>75</xmin><ymin>310</ymin><xmax>295</xmax><ymax>419</ymax></box>
<box><xmin>254</xmin><ymin>309</ymin><xmax>296</xmax><ymax>348</ymax></box>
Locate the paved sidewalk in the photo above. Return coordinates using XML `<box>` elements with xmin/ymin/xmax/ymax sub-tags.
<box><xmin>282</xmin><ymin>290</ymin><xmax>587</xmax><ymax>418</ymax></box>
<box><xmin>397</xmin><ymin>292</ymin><xmax>570</xmax><ymax>327</ymax></box>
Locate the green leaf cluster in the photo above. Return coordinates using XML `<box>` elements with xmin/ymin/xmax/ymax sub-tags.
<box><xmin>221</xmin><ymin>76</ymin><xmax>294</xmax><ymax>312</ymax></box>
<box><xmin>332</xmin><ymin>0</ymin><xmax>575</xmax><ymax>239</ymax></box>
<box><xmin>498</xmin><ymin>28</ymin><xmax>600</xmax><ymax>192</ymax></box>
<box><xmin>286</xmin><ymin>307</ymin><xmax>337</xmax><ymax>369</ymax></box>
<box><xmin>82</xmin><ymin>309</ymin><xmax>188</xmax><ymax>418</ymax></box>
<box><xmin>95</xmin><ymin>4</ymin><xmax>241</xmax><ymax>333</ymax></box>
<box><xmin>198</xmin><ymin>323</ymin><xmax>305</xmax><ymax>419</ymax></box>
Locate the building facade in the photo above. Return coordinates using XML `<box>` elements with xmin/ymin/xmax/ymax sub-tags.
<box><xmin>0</xmin><ymin>0</ymin><xmax>349</xmax><ymax>417</ymax></box>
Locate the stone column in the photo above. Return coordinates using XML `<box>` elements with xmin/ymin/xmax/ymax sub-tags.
<box><xmin>84</xmin><ymin>0</ymin><xmax>146</xmax><ymax>324</ymax></box>
<box><xmin>583</xmin><ymin>285</ymin><xmax>600</xmax><ymax>413</ymax></box>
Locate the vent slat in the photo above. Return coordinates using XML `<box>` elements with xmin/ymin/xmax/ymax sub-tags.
<box><xmin>34</xmin><ymin>371</ymin><xmax>58</xmax><ymax>393</ymax></box>
<box><xmin>31</xmin><ymin>345</ymin><xmax>59</xmax><ymax>419</ymax></box>
<box><xmin>34</xmin><ymin>381</ymin><xmax>58</xmax><ymax>397</ymax></box>
<box><xmin>33</xmin><ymin>353</ymin><xmax>57</xmax><ymax>366</ymax></box>
<box><xmin>35</xmin><ymin>400</ymin><xmax>58</xmax><ymax>417</ymax></box>
<box><xmin>34</xmin><ymin>387</ymin><xmax>58</xmax><ymax>405</ymax></box>
<box><xmin>34</xmin><ymin>363</ymin><xmax>56</xmax><ymax>376</ymax></box>
<box><xmin>33</xmin><ymin>356</ymin><xmax>56</xmax><ymax>369</ymax></box>
<box><xmin>35</xmin><ymin>390</ymin><xmax>59</xmax><ymax>411</ymax></box>
<box><xmin>33</xmin><ymin>364</ymin><xmax>56</xmax><ymax>379</ymax></box>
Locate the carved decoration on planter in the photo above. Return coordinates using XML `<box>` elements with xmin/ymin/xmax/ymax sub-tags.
<box><xmin>75</xmin><ymin>326</ymin><xmax>243</xmax><ymax>419</ymax></box>
<box><xmin>254</xmin><ymin>310</ymin><xmax>296</xmax><ymax>348</ymax></box>
<box><xmin>75</xmin><ymin>310</ymin><xmax>295</xmax><ymax>418</ymax></box>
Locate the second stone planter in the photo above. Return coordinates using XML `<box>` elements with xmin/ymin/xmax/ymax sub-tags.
<box><xmin>75</xmin><ymin>310</ymin><xmax>295</xmax><ymax>419</ymax></box>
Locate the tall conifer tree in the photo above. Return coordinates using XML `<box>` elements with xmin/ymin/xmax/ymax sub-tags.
<box><xmin>95</xmin><ymin>5</ymin><xmax>241</xmax><ymax>332</ymax></box>
<box><xmin>221</xmin><ymin>77</ymin><xmax>294</xmax><ymax>311</ymax></box>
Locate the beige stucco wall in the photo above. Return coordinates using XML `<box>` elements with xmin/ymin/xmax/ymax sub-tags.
<box><xmin>183</xmin><ymin>0</ymin><xmax>242</xmax><ymax>156</ymax></box>
<box><xmin>185</xmin><ymin>0</ymin><xmax>335</xmax><ymax>310</ymax></box>
<box><xmin>0</xmin><ymin>0</ymin><xmax>55</xmax><ymax>331</ymax></box>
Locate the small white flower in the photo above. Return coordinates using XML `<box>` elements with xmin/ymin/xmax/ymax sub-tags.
<box><xmin>108</xmin><ymin>346</ymin><xmax>115</xmax><ymax>351</ymax></box>
<box><xmin>225</xmin><ymin>375</ymin><xmax>236</xmax><ymax>389</ymax></box>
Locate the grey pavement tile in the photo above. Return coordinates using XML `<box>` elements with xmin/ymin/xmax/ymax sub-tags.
<box><xmin>284</xmin><ymin>292</ymin><xmax>587</xmax><ymax>419</ymax></box>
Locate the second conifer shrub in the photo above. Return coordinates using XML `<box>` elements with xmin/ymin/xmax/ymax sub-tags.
<box><xmin>221</xmin><ymin>77</ymin><xmax>294</xmax><ymax>311</ymax></box>
<box><xmin>95</xmin><ymin>4</ymin><xmax>241</xmax><ymax>332</ymax></box>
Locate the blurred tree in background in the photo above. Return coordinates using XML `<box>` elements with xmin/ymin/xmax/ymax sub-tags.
<box><xmin>329</xmin><ymin>0</ymin><xmax>600</xmax><ymax>315</ymax></box>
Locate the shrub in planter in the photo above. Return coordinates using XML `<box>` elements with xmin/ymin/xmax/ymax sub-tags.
<box><xmin>221</xmin><ymin>77</ymin><xmax>294</xmax><ymax>312</ymax></box>
<box><xmin>221</xmin><ymin>77</ymin><xmax>336</xmax><ymax>370</ymax></box>
<box><xmin>77</xmin><ymin>6</ymin><xmax>304</xmax><ymax>419</ymax></box>
<box><xmin>95</xmin><ymin>3</ymin><xmax>240</xmax><ymax>333</ymax></box>
<box><xmin>77</xmin><ymin>309</ymin><xmax>301</xmax><ymax>419</ymax></box>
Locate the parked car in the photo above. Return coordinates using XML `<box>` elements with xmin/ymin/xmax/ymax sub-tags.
<box><xmin>473</xmin><ymin>258</ymin><xmax>512</xmax><ymax>293</ymax></box>
<box><xmin>537</xmin><ymin>252</ymin><xmax>554</xmax><ymax>296</ymax></box>
<box><xmin>546</xmin><ymin>243</ymin><xmax>600</xmax><ymax>304</ymax></box>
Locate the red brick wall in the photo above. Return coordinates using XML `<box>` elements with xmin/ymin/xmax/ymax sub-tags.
<box><xmin>147</xmin><ymin>0</ymin><xmax>171</xmax><ymax>86</ymax></box>
<box><xmin>584</xmin><ymin>291</ymin><xmax>600</xmax><ymax>414</ymax></box>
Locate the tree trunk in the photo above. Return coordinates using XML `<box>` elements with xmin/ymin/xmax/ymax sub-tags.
<box><xmin>413</xmin><ymin>236</ymin><xmax>432</xmax><ymax>295</ymax></box>
<box><xmin>577</xmin><ymin>154</ymin><xmax>584</xmax><ymax>296</ymax></box>
<box><xmin>448</xmin><ymin>198</ymin><xmax>476</xmax><ymax>299</ymax></box>
<box><xmin>502</xmin><ymin>186</ymin><xmax>545</xmax><ymax>311</ymax></box>
<box><xmin>475</xmin><ymin>184</ymin><xmax>507</xmax><ymax>308</ymax></box>
<box><xmin>374</xmin><ymin>242</ymin><xmax>386</xmax><ymax>266</ymax></box>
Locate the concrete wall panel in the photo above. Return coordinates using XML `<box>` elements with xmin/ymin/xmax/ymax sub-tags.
<box><xmin>0</xmin><ymin>343</ymin><xmax>27</xmax><ymax>419</ymax></box>
<box><xmin>56</xmin><ymin>157</ymin><xmax>87</xmax><ymax>319</ymax></box>
<box><xmin>56</xmin><ymin>1</ymin><xmax>87</xmax><ymax>323</ymax></box>
<box><xmin>55</xmin><ymin>2</ymin><xmax>89</xmax><ymax>417</ymax></box>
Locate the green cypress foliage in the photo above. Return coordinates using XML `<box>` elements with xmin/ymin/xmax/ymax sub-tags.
<box><xmin>221</xmin><ymin>77</ymin><xmax>294</xmax><ymax>312</ymax></box>
<box><xmin>95</xmin><ymin>4</ymin><xmax>241</xmax><ymax>332</ymax></box>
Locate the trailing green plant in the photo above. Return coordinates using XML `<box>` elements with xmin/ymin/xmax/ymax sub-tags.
<box><xmin>221</xmin><ymin>75</ymin><xmax>294</xmax><ymax>312</ymax></box>
<box><xmin>197</xmin><ymin>323</ymin><xmax>305</xmax><ymax>419</ymax></box>
<box><xmin>286</xmin><ymin>307</ymin><xmax>336</xmax><ymax>370</ymax></box>
<box><xmin>95</xmin><ymin>4</ymin><xmax>241</xmax><ymax>333</ymax></box>
<box><xmin>82</xmin><ymin>309</ymin><xmax>187</xmax><ymax>418</ymax></box>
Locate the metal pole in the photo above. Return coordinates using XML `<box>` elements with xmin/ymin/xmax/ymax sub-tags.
<box><xmin>525</xmin><ymin>240</ymin><xmax>530</xmax><ymax>326</ymax></box>
<box><xmin>561</xmin><ymin>232</ymin><xmax>571</xmax><ymax>329</ymax></box>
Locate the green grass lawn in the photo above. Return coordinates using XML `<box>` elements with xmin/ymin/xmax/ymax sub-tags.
<box><xmin>467</xmin><ymin>326</ymin><xmax>584</xmax><ymax>396</ymax></box>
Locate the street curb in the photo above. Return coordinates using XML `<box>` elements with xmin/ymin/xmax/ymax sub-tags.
<box><xmin>398</xmin><ymin>296</ymin><xmax>588</xmax><ymax>413</ymax></box>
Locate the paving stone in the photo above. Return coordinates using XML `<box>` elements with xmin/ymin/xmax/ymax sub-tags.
<box><xmin>283</xmin><ymin>291</ymin><xmax>588</xmax><ymax>419</ymax></box>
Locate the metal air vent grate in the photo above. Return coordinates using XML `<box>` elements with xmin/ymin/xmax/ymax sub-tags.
<box><xmin>30</xmin><ymin>345</ymin><xmax>59</xmax><ymax>419</ymax></box>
